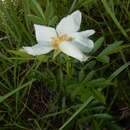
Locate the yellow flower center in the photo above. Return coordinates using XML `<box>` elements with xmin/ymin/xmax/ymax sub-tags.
<box><xmin>52</xmin><ymin>35</ymin><xmax>73</xmax><ymax>49</ymax></box>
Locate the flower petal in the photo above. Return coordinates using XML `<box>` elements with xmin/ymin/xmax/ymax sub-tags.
<box><xmin>73</xmin><ymin>39</ymin><xmax>94</xmax><ymax>53</ymax></box>
<box><xmin>59</xmin><ymin>41</ymin><xmax>88</xmax><ymax>62</ymax></box>
<box><xmin>71</xmin><ymin>33</ymin><xmax>94</xmax><ymax>53</ymax></box>
<box><xmin>56</xmin><ymin>10</ymin><xmax>81</xmax><ymax>35</ymax></box>
<box><xmin>34</xmin><ymin>24</ymin><xmax>57</xmax><ymax>42</ymax></box>
<box><xmin>23</xmin><ymin>43</ymin><xmax>53</xmax><ymax>56</ymax></box>
<box><xmin>80</xmin><ymin>30</ymin><xmax>95</xmax><ymax>37</ymax></box>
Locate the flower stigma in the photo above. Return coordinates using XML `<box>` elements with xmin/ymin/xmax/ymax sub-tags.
<box><xmin>52</xmin><ymin>35</ymin><xmax>73</xmax><ymax>49</ymax></box>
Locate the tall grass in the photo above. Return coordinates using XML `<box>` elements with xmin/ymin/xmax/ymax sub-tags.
<box><xmin>0</xmin><ymin>0</ymin><xmax>130</xmax><ymax>130</ymax></box>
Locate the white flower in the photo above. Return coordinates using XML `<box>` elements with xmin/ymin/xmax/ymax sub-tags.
<box><xmin>22</xmin><ymin>10</ymin><xmax>95</xmax><ymax>61</ymax></box>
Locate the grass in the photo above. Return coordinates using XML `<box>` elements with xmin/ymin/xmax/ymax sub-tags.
<box><xmin>0</xmin><ymin>0</ymin><xmax>130</xmax><ymax>130</ymax></box>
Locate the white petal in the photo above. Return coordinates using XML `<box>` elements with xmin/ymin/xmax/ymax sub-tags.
<box><xmin>71</xmin><ymin>33</ymin><xmax>94</xmax><ymax>53</ymax></box>
<box><xmin>34</xmin><ymin>24</ymin><xmax>57</xmax><ymax>42</ymax></box>
<box><xmin>56</xmin><ymin>10</ymin><xmax>81</xmax><ymax>35</ymax></box>
<box><xmin>73</xmin><ymin>39</ymin><xmax>94</xmax><ymax>53</ymax></box>
<box><xmin>80</xmin><ymin>30</ymin><xmax>95</xmax><ymax>37</ymax></box>
<box><xmin>23</xmin><ymin>43</ymin><xmax>53</xmax><ymax>56</ymax></box>
<box><xmin>59</xmin><ymin>41</ymin><xmax>88</xmax><ymax>62</ymax></box>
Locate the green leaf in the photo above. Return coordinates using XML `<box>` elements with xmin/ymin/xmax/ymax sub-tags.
<box><xmin>48</xmin><ymin>16</ymin><xmax>58</xmax><ymax>26</ymax></box>
<box><xmin>79</xmin><ymin>69</ymin><xmax>85</xmax><ymax>82</ymax></box>
<box><xmin>108</xmin><ymin>62</ymin><xmax>130</xmax><ymax>81</ymax></box>
<box><xmin>28</xmin><ymin>14</ymin><xmax>44</xmax><ymax>24</ymax></box>
<box><xmin>83</xmin><ymin>71</ymin><xmax>95</xmax><ymax>82</ymax></box>
<box><xmin>91</xmin><ymin>89</ymin><xmax>106</xmax><ymax>104</ymax></box>
<box><xmin>86</xmin><ymin>78</ymin><xmax>112</xmax><ymax>89</ymax></box>
<box><xmin>8</xmin><ymin>50</ymin><xmax>48</xmax><ymax>62</ymax></box>
<box><xmin>96</xmin><ymin>41</ymin><xmax>123</xmax><ymax>63</ymax></box>
<box><xmin>68</xmin><ymin>83</ymin><xmax>92</xmax><ymax>102</ymax></box>
<box><xmin>31</xmin><ymin>0</ymin><xmax>46</xmax><ymax>23</ymax></box>
<box><xmin>8</xmin><ymin>50</ymin><xmax>32</xmax><ymax>58</ymax></box>
<box><xmin>92</xmin><ymin>36</ymin><xmax>104</xmax><ymax>53</ymax></box>
<box><xmin>109</xmin><ymin>124</ymin><xmax>122</xmax><ymax>130</ymax></box>
<box><xmin>36</xmin><ymin>55</ymin><xmax>48</xmax><ymax>62</ymax></box>
<box><xmin>98</xmin><ymin>41</ymin><xmax>123</xmax><ymax>56</ymax></box>
<box><xmin>88</xmin><ymin>113</ymin><xmax>112</xmax><ymax>119</ymax></box>
<box><xmin>96</xmin><ymin>55</ymin><xmax>110</xmax><ymax>63</ymax></box>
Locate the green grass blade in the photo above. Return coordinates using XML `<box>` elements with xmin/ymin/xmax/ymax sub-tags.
<box><xmin>108</xmin><ymin>62</ymin><xmax>130</xmax><ymax>81</ymax></box>
<box><xmin>101</xmin><ymin>0</ymin><xmax>129</xmax><ymax>39</ymax></box>
<box><xmin>58</xmin><ymin>96</ymin><xmax>93</xmax><ymax>130</ymax></box>
<box><xmin>0</xmin><ymin>80</ymin><xmax>35</xmax><ymax>103</ymax></box>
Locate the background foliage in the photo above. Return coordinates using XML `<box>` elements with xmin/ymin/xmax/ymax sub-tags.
<box><xmin>0</xmin><ymin>0</ymin><xmax>130</xmax><ymax>130</ymax></box>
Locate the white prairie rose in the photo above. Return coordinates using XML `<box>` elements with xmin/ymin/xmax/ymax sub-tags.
<box><xmin>22</xmin><ymin>10</ymin><xmax>95</xmax><ymax>62</ymax></box>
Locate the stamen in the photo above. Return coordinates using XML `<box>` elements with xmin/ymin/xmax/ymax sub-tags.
<box><xmin>52</xmin><ymin>35</ymin><xmax>72</xmax><ymax>49</ymax></box>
